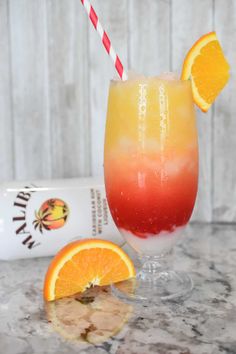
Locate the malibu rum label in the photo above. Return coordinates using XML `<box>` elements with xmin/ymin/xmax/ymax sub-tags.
<box><xmin>0</xmin><ymin>178</ymin><xmax>122</xmax><ymax>260</ymax></box>
<box><xmin>13</xmin><ymin>184</ymin><xmax>40</xmax><ymax>250</ymax></box>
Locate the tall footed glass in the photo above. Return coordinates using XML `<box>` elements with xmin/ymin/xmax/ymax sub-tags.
<box><xmin>104</xmin><ymin>75</ymin><xmax>198</xmax><ymax>301</ymax></box>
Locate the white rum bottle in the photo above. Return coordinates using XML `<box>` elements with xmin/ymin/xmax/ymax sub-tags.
<box><xmin>0</xmin><ymin>177</ymin><xmax>122</xmax><ymax>260</ymax></box>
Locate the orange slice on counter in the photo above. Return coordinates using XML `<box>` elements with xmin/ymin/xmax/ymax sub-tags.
<box><xmin>44</xmin><ymin>239</ymin><xmax>135</xmax><ymax>301</ymax></box>
<box><xmin>181</xmin><ymin>31</ymin><xmax>230</xmax><ymax>112</ymax></box>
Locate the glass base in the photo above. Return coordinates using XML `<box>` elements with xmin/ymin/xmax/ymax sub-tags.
<box><xmin>112</xmin><ymin>257</ymin><xmax>193</xmax><ymax>303</ymax></box>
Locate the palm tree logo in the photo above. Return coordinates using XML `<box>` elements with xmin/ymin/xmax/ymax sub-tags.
<box><xmin>33</xmin><ymin>199</ymin><xmax>69</xmax><ymax>233</ymax></box>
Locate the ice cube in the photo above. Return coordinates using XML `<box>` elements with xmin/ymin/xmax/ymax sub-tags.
<box><xmin>127</xmin><ymin>70</ymin><xmax>146</xmax><ymax>80</ymax></box>
<box><xmin>157</xmin><ymin>72</ymin><xmax>179</xmax><ymax>81</ymax></box>
<box><xmin>112</xmin><ymin>70</ymin><xmax>146</xmax><ymax>83</ymax></box>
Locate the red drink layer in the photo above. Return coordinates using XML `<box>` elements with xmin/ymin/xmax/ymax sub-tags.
<box><xmin>105</xmin><ymin>151</ymin><xmax>198</xmax><ymax>239</ymax></box>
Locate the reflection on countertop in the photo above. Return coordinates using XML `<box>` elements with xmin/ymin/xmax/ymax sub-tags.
<box><xmin>45</xmin><ymin>286</ymin><xmax>132</xmax><ymax>345</ymax></box>
<box><xmin>0</xmin><ymin>224</ymin><xmax>236</xmax><ymax>354</ymax></box>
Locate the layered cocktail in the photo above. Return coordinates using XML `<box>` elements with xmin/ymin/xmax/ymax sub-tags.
<box><xmin>104</xmin><ymin>74</ymin><xmax>198</xmax><ymax>300</ymax></box>
<box><xmin>104</xmin><ymin>75</ymin><xmax>198</xmax><ymax>257</ymax></box>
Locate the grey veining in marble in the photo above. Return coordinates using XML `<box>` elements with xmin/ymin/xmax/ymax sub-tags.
<box><xmin>0</xmin><ymin>224</ymin><xmax>236</xmax><ymax>354</ymax></box>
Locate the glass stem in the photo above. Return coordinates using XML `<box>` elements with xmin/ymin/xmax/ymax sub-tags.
<box><xmin>137</xmin><ymin>255</ymin><xmax>165</xmax><ymax>281</ymax></box>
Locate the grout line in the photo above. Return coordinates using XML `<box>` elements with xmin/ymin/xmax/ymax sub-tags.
<box><xmin>44</xmin><ymin>0</ymin><xmax>52</xmax><ymax>179</ymax></box>
<box><xmin>213</xmin><ymin>0</ymin><xmax>216</xmax><ymax>30</ymax></box>
<box><xmin>169</xmin><ymin>0</ymin><xmax>173</xmax><ymax>71</ymax></box>
<box><xmin>211</xmin><ymin>0</ymin><xmax>216</xmax><ymax>222</ymax></box>
<box><xmin>190</xmin><ymin>221</ymin><xmax>236</xmax><ymax>226</ymax></box>
<box><xmin>211</xmin><ymin>98</ymin><xmax>215</xmax><ymax>222</ymax></box>
<box><xmin>86</xmin><ymin>12</ymin><xmax>92</xmax><ymax>176</ymax></box>
<box><xmin>6</xmin><ymin>0</ymin><xmax>16</xmax><ymax>180</ymax></box>
<box><xmin>127</xmin><ymin>0</ymin><xmax>131</xmax><ymax>70</ymax></box>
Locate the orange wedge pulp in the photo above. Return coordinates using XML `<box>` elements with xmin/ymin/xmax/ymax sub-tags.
<box><xmin>44</xmin><ymin>239</ymin><xmax>135</xmax><ymax>301</ymax></box>
<box><xmin>181</xmin><ymin>31</ymin><xmax>230</xmax><ymax>112</ymax></box>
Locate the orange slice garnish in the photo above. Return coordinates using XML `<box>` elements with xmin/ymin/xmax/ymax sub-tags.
<box><xmin>181</xmin><ymin>31</ymin><xmax>230</xmax><ymax>112</ymax></box>
<box><xmin>44</xmin><ymin>239</ymin><xmax>135</xmax><ymax>301</ymax></box>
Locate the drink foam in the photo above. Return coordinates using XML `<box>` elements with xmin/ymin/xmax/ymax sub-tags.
<box><xmin>112</xmin><ymin>71</ymin><xmax>179</xmax><ymax>82</ymax></box>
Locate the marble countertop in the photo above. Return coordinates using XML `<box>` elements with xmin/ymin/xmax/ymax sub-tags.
<box><xmin>0</xmin><ymin>224</ymin><xmax>236</xmax><ymax>354</ymax></box>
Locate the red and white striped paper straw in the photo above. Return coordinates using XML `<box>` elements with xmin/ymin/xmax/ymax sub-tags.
<box><xmin>80</xmin><ymin>0</ymin><xmax>128</xmax><ymax>81</ymax></box>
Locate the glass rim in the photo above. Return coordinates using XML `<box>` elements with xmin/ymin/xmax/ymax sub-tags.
<box><xmin>110</xmin><ymin>75</ymin><xmax>192</xmax><ymax>87</ymax></box>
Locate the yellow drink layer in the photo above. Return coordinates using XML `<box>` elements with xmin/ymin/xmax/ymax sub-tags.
<box><xmin>105</xmin><ymin>77</ymin><xmax>197</xmax><ymax>155</ymax></box>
